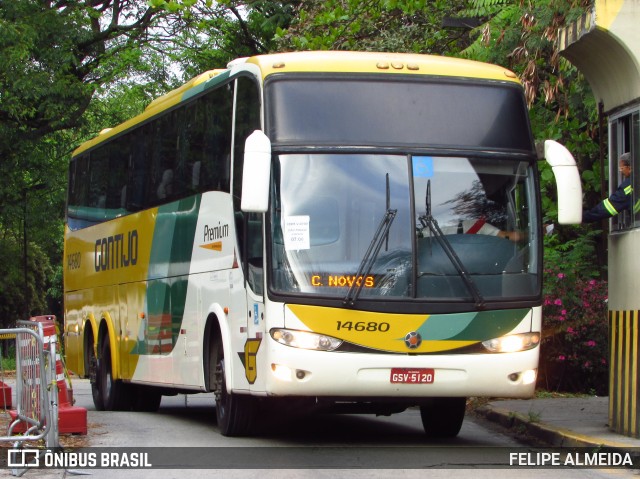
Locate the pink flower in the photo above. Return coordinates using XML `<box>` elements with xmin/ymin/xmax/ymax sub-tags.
<box><xmin>554</xmin><ymin>298</ymin><xmax>563</xmax><ymax>306</ymax></box>
<box><xmin>586</xmin><ymin>340</ymin><xmax>596</xmax><ymax>347</ymax></box>
<box><xmin>561</xmin><ymin>309</ymin><xmax>567</xmax><ymax>316</ymax></box>
<box><xmin>558</xmin><ymin>355</ymin><xmax>566</xmax><ymax>361</ymax></box>
<box><xmin>558</xmin><ymin>273</ymin><xmax>565</xmax><ymax>279</ymax></box>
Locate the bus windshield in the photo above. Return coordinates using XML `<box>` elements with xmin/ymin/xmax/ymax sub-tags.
<box><xmin>270</xmin><ymin>154</ymin><xmax>539</xmax><ymax>303</ymax></box>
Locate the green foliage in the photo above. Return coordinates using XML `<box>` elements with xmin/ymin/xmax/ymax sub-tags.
<box><xmin>1</xmin><ymin>354</ymin><xmax>16</xmax><ymax>371</ymax></box>
<box><xmin>0</xmin><ymin>1</ymin><xmax>297</xmax><ymax>323</ymax></box>
<box><xmin>276</xmin><ymin>0</ymin><xmax>470</xmax><ymax>55</ymax></box>
<box><xmin>149</xmin><ymin>0</ymin><xmax>206</xmax><ymax>10</ymax></box>
<box><xmin>176</xmin><ymin>1</ymin><xmax>300</xmax><ymax>78</ymax></box>
<box><xmin>0</xmin><ymin>237</ymin><xmax>53</xmax><ymax>328</ymax></box>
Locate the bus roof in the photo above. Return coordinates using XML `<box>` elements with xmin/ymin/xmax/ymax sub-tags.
<box><xmin>73</xmin><ymin>51</ymin><xmax>521</xmax><ymax>157</ymax></box>
<box><xmin>245</xmin><ymin>51</ymin><xmax>519</xmax><ymax>82</ymax></box>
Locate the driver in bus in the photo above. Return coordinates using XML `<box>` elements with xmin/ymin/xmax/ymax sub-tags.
<box><xmin>420</xmin><ymin>218</ymin><xmax>526</xmax><ymax>242</ymax></box>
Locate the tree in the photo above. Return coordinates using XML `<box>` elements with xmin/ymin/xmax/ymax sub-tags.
<box><xmin>1</xmin><ymin>2</ymin><xmax>186</xmax><ymax>165</ymax></box>
<box><xmin>0</xmin><ymin>1</ymin><xmax>300</xmax><ymax>322</ymax></box>
<box><xmin>0</xmin><ymin>2</ymin><xmax>186</xmax><ymax>265</ymax></box>
<box><xmin>275</xmin><ymin>0</ymin><xmax>470</xmax><ymax>54</ymax></box>
<box><xmin>168</xmin><ymin>0</ymin><xmax>300</xmax><ymax>79</ymax></box>
<box><xmin>0</xmin><ymin>236</ymin><xmax>52</xmax><ymax>328</ymax></box>
<box><xmin>0</xmin><ymin>1</ymin><xmax>300</xmax><ymax>193</ymax></box>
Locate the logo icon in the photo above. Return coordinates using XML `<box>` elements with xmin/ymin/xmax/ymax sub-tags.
<box><xmin>404</xmin><ymin>331</ymin><xmax>422</xmax><ymax>349</ymax></box>
<box><xmin>7</xmin><ymin>449</ymin><xmax>40</xmax><ymax>468</ymax></box>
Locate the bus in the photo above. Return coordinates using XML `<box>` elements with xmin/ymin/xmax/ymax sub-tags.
<box><xmin>63</xmin><ymin>51</ymin><xmax>582</xmax><ymax>437</ymax></box>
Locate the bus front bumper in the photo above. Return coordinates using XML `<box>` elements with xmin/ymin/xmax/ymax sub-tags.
<box><xmin>262</xmin><ymin>340</ymin><xmax>539</xmax><ymax>399</ymax></box>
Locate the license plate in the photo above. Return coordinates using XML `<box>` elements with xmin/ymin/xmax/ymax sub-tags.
<box><xmin>390</xmin><ymin>368</ymin><xmax>435</xmax><ymax>384</ymax></box>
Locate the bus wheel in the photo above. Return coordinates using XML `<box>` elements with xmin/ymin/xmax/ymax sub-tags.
<box><xmin>98</xmin><ymin>340</ymin><xmax>131</xmax><ymax>411</ymax></box>
<box><xmin>87</xmin><ymin>336</ymin><xmax>104</xmax><ymax>411</ymax></box>
<box><xmin>419</xmin><ymin>397</ymin><xmax>466</xmax><ymax>438</ymax></box>
<box><xmin>212</xmin><ymin>339</ymin><xmax>256</xmax><ymax>436</ymax></box>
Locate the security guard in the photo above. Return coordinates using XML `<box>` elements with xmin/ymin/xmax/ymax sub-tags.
<box><xmin>583</xmin><ymin>152</ymin><xmax>634</xmax><ymax>223</ymax></box>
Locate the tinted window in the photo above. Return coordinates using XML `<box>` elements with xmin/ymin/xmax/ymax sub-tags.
<box><xmin>67</xmin><ymin>79</ymin><xmax>235</xmax><ymax>229</ymax></box>
<box><xmin>266</xmin><ymin>75</ymin><xmax>534</xmax><ymax>152</ymax></box>
<box><xmin>233</xmin><ymin>76</ymin><xmax>262</xmax><ymax>211</ymax></box>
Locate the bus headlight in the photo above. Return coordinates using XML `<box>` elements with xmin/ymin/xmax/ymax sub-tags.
<box><xmin>270</xmin><ymin>328</ymin><xmax>343</xmax><ymax>351</ymax></box>
<box><xmin>482</xmin><ymin>332</ymin><xmax>540</xmax><ymax>353</ymax></box>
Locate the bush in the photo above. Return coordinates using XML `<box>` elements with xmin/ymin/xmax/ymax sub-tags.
<box><xmin>538</xmin><ymin>265</ymin><xmax>608</xmax><ymax>395</ymax></box>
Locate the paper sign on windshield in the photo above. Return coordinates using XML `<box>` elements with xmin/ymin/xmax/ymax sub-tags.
<box><xmin>284</xmin><ymin>216</ymin><xmax>310</xmax><ymax>250</ymax></box>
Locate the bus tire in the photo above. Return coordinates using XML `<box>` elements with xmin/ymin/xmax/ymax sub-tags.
<box><xmin>419</xmin><ymin>397</ymin><xmax>466</xmax><ymax>438</ymax></box>
<box><xmin>98</xmin><ymin>339</ymin><xmax>131</xmax><ymax>411</ymax></box>
<box><xmin>86</xmin><ymin>332</ymin><xmax>104</xmax><ymax>411</ymax></box>
<box><xmin>212</xmin><ymin>338</ymin><xmax>256</xmax><ymax>436</ymax></box>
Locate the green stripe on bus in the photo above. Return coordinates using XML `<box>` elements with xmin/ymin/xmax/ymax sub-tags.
<box><xmin>419</xmin><ymin>308</ymin><xmax>530</xmax><ymax>341</ymax></box>
<box><xmin>144</xmin><ymin>194</ymin><xmax>202</xmax><ymax>354</ymax></box>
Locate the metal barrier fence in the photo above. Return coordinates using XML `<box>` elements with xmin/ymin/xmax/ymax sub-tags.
<box><xmin>0</xmin><ymin>321</ymin><xmax>59</xmax><ymax>450</ymax></box>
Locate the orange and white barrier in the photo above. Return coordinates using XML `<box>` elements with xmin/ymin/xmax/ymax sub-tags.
<box><xmin>10</xmin><ymin>315</ymin><xmax>87</xmax><ymax>435</ymax></box>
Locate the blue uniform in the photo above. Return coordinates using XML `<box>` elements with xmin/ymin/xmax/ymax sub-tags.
<box><xmin>582</xmin><ymin>178</ymin><xmax>632</xmax><ymax>223</ymax></box>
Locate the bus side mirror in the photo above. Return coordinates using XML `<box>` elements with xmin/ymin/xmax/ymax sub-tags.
<box><xmin>241</xmin><ymin>130</ymin><xmax>271</xmax><ymax>213</ymax></box>
<box><xmin>544</xmin><ymin>140</ymin><xmax>583</xmax><ymax>224</ymax></box>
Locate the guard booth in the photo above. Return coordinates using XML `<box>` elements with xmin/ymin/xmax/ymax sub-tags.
<box><xmin>558</xmin><ymin>0</ymin><xmax>640</xmax><ymax>437</ymax></box>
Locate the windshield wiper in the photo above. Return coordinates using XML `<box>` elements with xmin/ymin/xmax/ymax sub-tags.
<box><xmin>344</xmin><ymin>173</ymin><xmax>397</xmax><ymax>307</ymax></box>
<box><xmin>418</xmin><ymin>180</ymin><xmax>485</xmax><ymax>309</ymax></box>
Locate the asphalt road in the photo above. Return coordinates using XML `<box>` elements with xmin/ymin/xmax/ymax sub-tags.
<box><xmin>3</xmin><ymin>378</ymin><xmax>637</xmax><ymax>479</ymax></box>
<box><xmin>3</xmin><ymin>379</ymin><xmax>632</xmax><ymax>479</ymax></box>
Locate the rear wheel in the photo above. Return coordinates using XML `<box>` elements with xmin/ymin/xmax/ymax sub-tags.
<box><xmin>86</xmin><ymin>333</ymin><xmax>104</xmax><ymax>411</ymax></box>
<box><xmin>419</xmin><ymin>397</ymin><xmax>466</xmax><ymax>438</ymax></box>
<box><xmin>212</xmin><ymin>337</ymin><xmax>256</xmax><ymax>436</ymax></box>
<box><xmin>98</xmin><ymin>339</ymin><xmax>131</xmax><ymax>411</ymax></box>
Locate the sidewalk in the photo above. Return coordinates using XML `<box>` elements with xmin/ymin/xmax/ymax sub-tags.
<box><xmin>477</xmin><ymin>396</ymin><xmax>640</xmax><ymax>451</ymax></box>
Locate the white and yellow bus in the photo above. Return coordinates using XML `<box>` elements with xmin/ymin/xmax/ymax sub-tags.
<box><xmin>63</xmin><ymin>51</ymin><xmax>582</xmax><ymax>437</ymax></box>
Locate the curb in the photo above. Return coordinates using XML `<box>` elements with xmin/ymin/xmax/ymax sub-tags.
<box><xmin>475</xmin><ymin>404</ymin><xmax>638</xmax><ymax>452</ymax></box>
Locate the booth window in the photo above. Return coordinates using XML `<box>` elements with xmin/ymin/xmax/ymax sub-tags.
<box><xmin>610</xmin><ymin>109</ymin><xmax>640</xmax><ymax>231</ymax></box>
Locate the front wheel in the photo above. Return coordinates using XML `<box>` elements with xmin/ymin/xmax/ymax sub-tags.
<box><xmin>212</xmin><ymin>339</ymin><xmax>256</xmax><ymax>436</ymax></box>
<box><xmin>419</xmin><ymin>397</ymin><xmax>466</xmax><ymax>438</ymax></box>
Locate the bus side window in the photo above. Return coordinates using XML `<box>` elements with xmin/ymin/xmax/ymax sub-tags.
<box><xmin>89</xmin><ymin>147</ymin><xmax>109</xmax><ymax>212</ymax></box>
<box><xmin>245</xmin><ymin>213</ymin><xmax>264</xmax><ymax>295</ymax></box>
<box><xmin>147</xmin><ymin>111</ymin><xmax>180</xmax><ymax>205</ymax></box>
<box><xmin>233</xmin><ymin>76</ymin><xmax>261</xmax><ymax>212</ymax></box>
<box><xmin>128</xmin><ymin>127</ymin><xmax>149</xmax><ymax>212</ymax></box>
<box><xmin>157</xmin><ymin>168</ymin><xmax>174</xmax><ymax>200</ymax></box>
<box><xmin>202</xmin><ymin>82</ymin><xmax>233</xmax><ymax>193</ymax></box>
<box><xmin>68</xmin><ymin>154</ymin><xmax>89</xmax><ymax>208</ymax></box>
<box><xmin>106</xmin><ymin>138</ymin><xmax>128</xmax><ymax>214</ymax></box>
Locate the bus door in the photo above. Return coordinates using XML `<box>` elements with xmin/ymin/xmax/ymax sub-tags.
<box><xmin>242</xmin><ymin>212</ymin><xmax>265</xmax><ymax>391</ymax></box>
